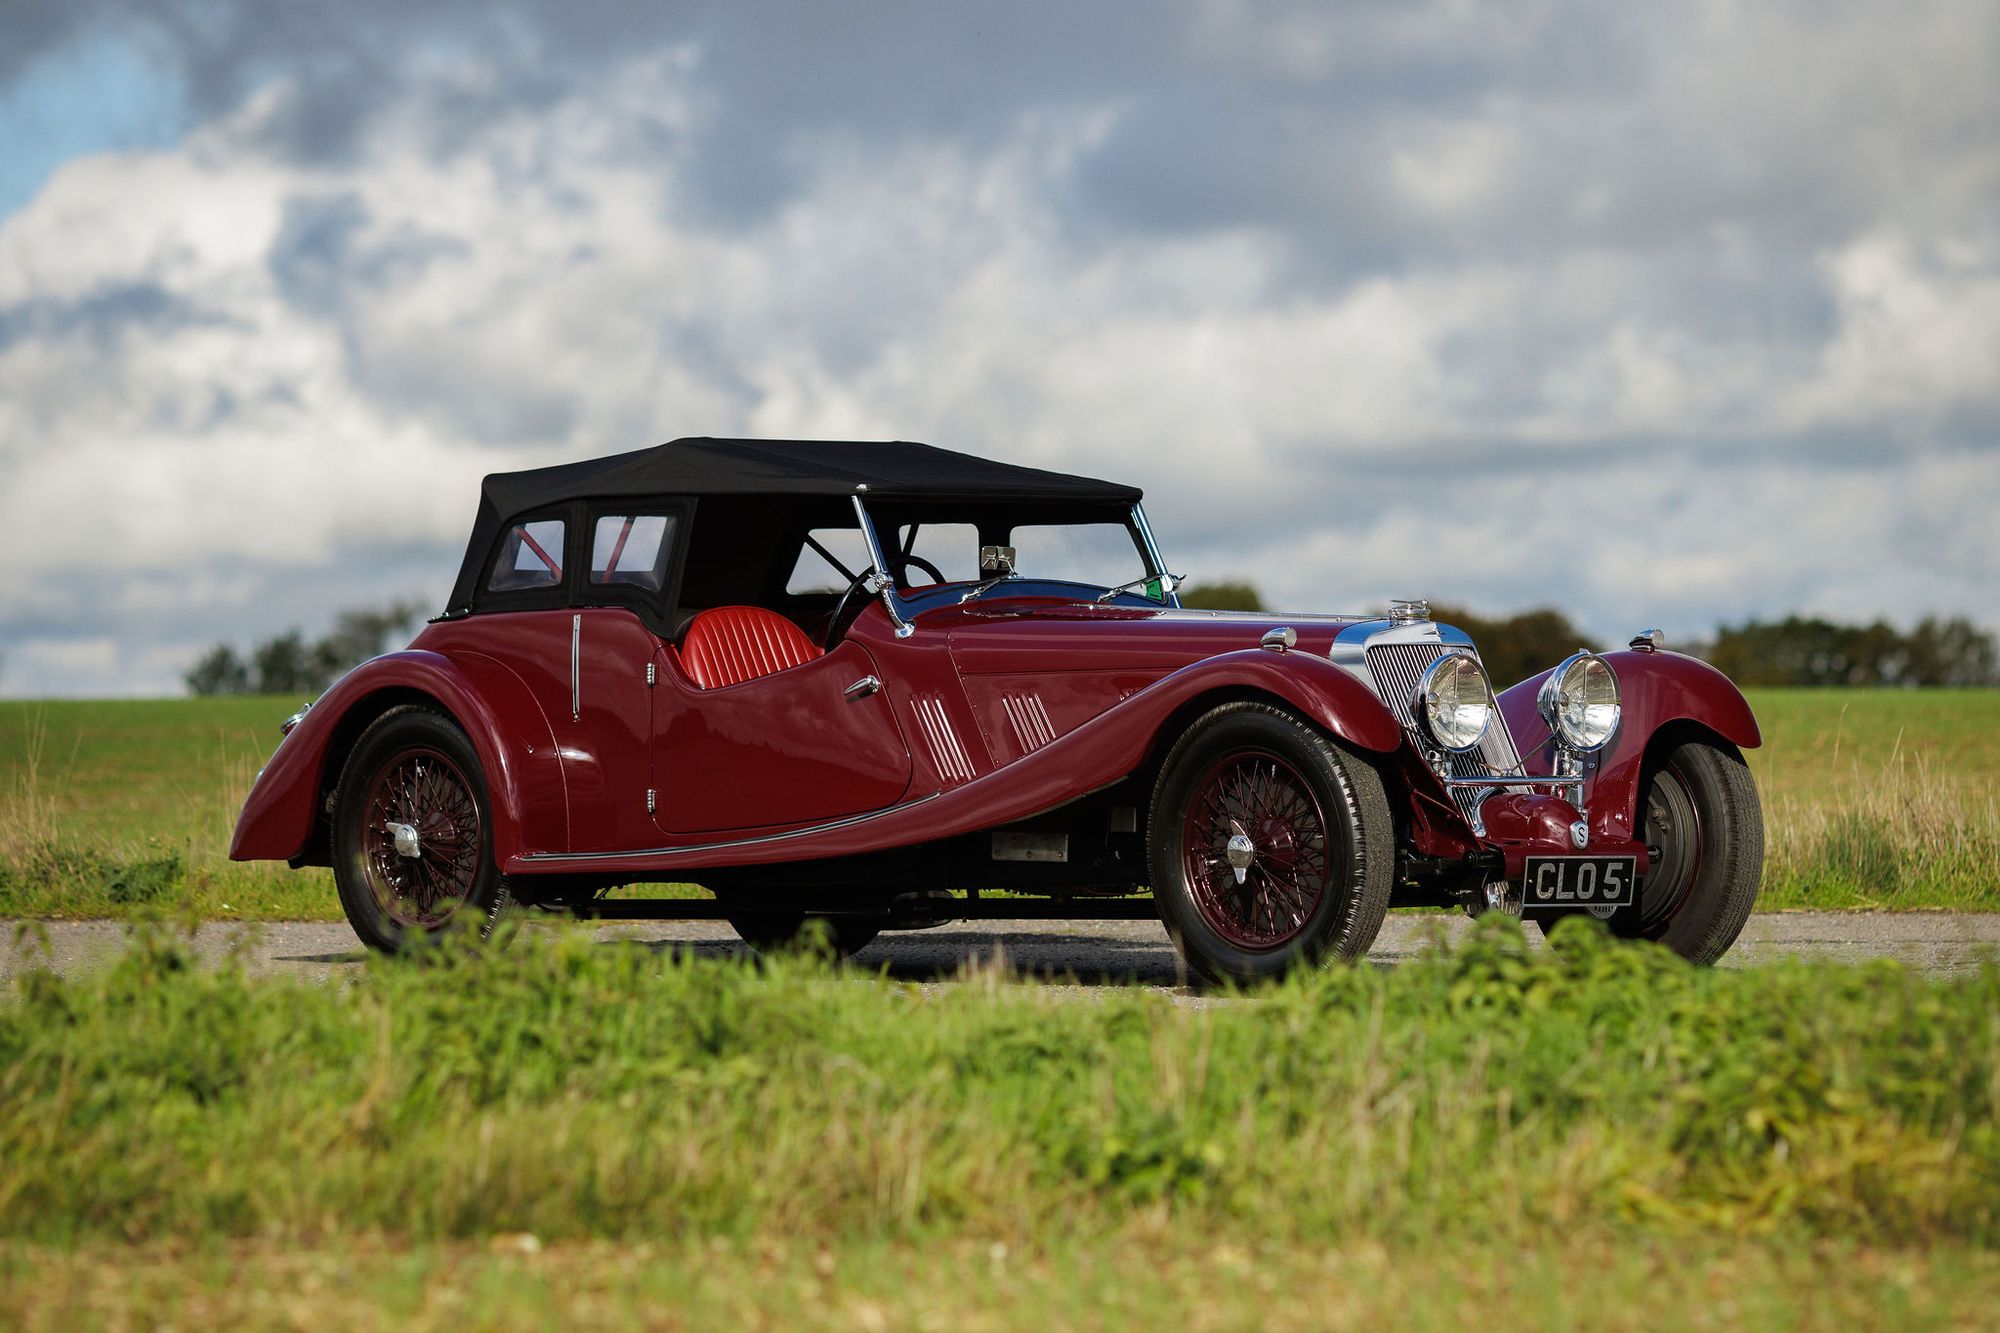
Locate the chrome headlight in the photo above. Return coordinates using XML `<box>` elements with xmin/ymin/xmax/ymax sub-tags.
<box><xmin>1418</xmin><ymin>652</ymin><xmax>1493</xmax><ymax>753</ymax></box>
<box><xmin>1538</xmin><ymin>652</ymin><xmax>1621</xmax><ymax>752</ymax></box>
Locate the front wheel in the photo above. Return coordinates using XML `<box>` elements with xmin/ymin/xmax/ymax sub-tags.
<box><xmin>1148</xmin><ymin>703</ymin><xmax>1392</xmax><ymax>985</ymax></box>
<box><xmin>1539</xmin><ymin>739</ymin><xmax>1763</xmax><ymax>964</ymax></box>
<box><xmin>332</xmin><ymin>706</ymin><xmax>513</xmax><ymax>954</ymax></box>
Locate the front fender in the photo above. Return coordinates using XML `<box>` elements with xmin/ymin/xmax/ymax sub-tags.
<box><xmin>228</xmin><ymin>649</ymin><xmax>567</xmax><ymax>867</ymax></box>
<box><xmin>1497</xmin><ymin>649</ymin><xmax>1761</xmax><ymax>842</ymax></box>
<box><xmin>1155</xmin><ymin>648</ymin><xmax>1406</xmax><ymax>753</ymax></box>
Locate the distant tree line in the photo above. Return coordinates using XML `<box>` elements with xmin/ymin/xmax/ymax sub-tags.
<box><xmin>1176</xmin><ymin>581</ymin><xmax>1267</xmax><ymax>612</ymax></box>
<box><xmin>1701</xmin><ymin>615</ymin><xmax>1997</xmax><ymax>688</ymax></box>
<box><xmin>186</xmin><ymin>603</ymin><xmax>425</xmax><ymax>696</ymax></box>
<box><xmin>1176</xmin><ymin>583</ymin><xmax>1997</xmax><ymax>688</ymax></box>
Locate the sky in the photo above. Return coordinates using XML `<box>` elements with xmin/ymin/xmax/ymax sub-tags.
<box><xmin>0</xmin><ymin>0</ymin><xmax>1995</xmax><ymax>697</ymax></box>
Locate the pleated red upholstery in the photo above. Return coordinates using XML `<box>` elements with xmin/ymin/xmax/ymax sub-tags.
<box><xmin>678</xmin><ymin>606</ymin><xmax>824</xmax><ymax>689</ymax></box>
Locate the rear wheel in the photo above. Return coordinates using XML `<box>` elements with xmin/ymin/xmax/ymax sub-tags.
<box><xmin>1538</xmin><ymin>739</ymin><xmax>1762</xmax><ymax>964</ymax></box>
<box><xmin>332</xmin><ymin>706</ymin><xmax>513</xmax><ymax>954</ymax></box>
<box><xmin>1149</xmin><ymin>703</ymin><xmax>1392</xmax><ymax>985</ymax></box>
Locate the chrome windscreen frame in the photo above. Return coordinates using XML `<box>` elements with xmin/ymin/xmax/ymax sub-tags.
<box><xmin>850</xmin><ymin>492</ymin><xmax>916</xmax><ymax>638</ymax></box>
<box><xmin>1130</xmin><ymin>502</ymin><xmax>1183</xmax><ymax>609</ymax></box>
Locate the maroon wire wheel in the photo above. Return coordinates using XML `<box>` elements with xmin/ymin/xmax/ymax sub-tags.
<box><xmin>359</xmin><ymin>746</ymin><xmax>485</xmax><ymax>929</ymax></box>
<box><xmin>1149</xmin><ymin>703</ymin><xmax>1392</xmax><ymax>985</ymax></box>
<box><xmin>1180</xmin><ymin>750</ymin><xmax>1333</xmax><ymax>950</ymax></box>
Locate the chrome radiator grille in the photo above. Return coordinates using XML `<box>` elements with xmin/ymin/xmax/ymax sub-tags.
<box><xmin>1364</xmin><ymin>642</ymin><xmax>1445</xmax><ymax>730</ymax></box>
<box><xmin>1363</xmin><ymin>640</ymin><xmax>1525</xmax><ymax>826</ymax></box>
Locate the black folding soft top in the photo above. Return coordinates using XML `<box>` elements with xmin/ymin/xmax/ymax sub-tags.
<box><xmin>449</xmin><ymin>437</ymin><xmax>1143</xmax><ymax>612</ymax></box>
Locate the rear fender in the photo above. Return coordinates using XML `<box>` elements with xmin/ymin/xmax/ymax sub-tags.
<box><xmin>1497</xmin><ymin>649</ymin><xmax>1761</xmax><ymax>843</ymax></box>
<box><xmin>228</xmin><ymin>650</ymin><xmax>566</xmax><ymax>866</ymax></box>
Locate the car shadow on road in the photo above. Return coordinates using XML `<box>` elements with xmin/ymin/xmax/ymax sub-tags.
<box><xmin>601</xmin><ymin>929</ymin><xmax>1194</xmax><ymax>989</ymax></box>
<box><xmin>857</xmin><ymin>928</ymin><xmax>1189</xmax><ymax>988</ymax></box>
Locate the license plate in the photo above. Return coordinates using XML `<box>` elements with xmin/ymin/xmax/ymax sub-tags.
<box><xmin>1521</xmin><ymin>856</ymin><xmax>1637</xmax><ymax>909</ymax></box>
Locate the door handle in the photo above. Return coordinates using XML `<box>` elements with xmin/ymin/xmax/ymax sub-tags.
<box><xmin>843</xmin><ymin>675</ymin><xmax>882</xmax><ymax>700</ymax></box>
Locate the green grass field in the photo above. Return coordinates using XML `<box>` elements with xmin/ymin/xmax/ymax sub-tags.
<box><xmin>1</xmin><ymin>689</ymin><xmax>1995</xmax><ymax>920</ymax></box>
<box><xmin>2</xmin><ymin>920</ymin><xmax>1998</xmax><ymax>1327</ymax></box>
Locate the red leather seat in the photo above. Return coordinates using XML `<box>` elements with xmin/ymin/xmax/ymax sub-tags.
<box><xmin>678</xmin><ymin>606</ymin><xmax>823</xmax><ymax>689</ymax></box>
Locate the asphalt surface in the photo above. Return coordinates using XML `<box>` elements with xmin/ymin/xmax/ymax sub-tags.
<box><xmin>5</xmin><ymin>912</ymin><xmax>1997</xmax><ymax>994</ymax></box>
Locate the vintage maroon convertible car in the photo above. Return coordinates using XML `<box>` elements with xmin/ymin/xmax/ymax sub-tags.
<box><xmin>231</xmin><ymin>438</ymin><xmax>1764</xmax><ymax>981</ymax></box>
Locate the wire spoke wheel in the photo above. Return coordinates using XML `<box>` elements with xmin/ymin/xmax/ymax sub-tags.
<box><xmin>1152</xmin><ymin>704</ymin><xmax>1391</xmax><ymax>984</ymax></box>
<box><xmin>1181</xmin><ymin>750</ymin><xmax>1332</xmax><ymax>950</ymax></box>
<box><xmin>360</xmin><ymin>746</ymin><xmax>483</xmax><ymax>929</ymax></box>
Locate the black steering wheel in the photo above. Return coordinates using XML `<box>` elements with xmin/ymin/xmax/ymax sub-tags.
<box><xmin>824</xmin><ymin>571</ymin><xmax>874</xmax><ymax>649</ymax></box>
<box><xmin>897</xmin><ymin>555</ymin><xmax>946</xmax><ymax>588</ymax></box>
<box><xmin>823</xmin><ymin>557</ymin><xmax>946</xmax><ymax>649</ymax></box>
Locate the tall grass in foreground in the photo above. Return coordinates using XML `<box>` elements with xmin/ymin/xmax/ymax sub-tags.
<box><xmin>3</xmin><ymin>918</ymin><xmax>1996</xmax><ymax>1250</ymax></box>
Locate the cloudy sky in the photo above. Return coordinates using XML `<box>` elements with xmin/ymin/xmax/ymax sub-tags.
<box><xmin>1</xmin><ymin>1</ymin><xmax>1996</xmax><ymax>696</ymax></box>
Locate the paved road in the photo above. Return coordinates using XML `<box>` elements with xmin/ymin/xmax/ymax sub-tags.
<box><xmin>5</xmin><ymin>912</ymin><xmax>1997</xmax><ymax>992</ymax></box>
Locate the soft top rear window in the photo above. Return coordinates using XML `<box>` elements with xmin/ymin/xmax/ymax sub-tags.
<box><xmin>591</xmin><ymin>514</ymin><xmax>675</xmax><ymax>593</ymax></box>
<box><xmin>488</xmin><ymin>518</ymin><xmax>566</xmax><ymax>592</ymax></box>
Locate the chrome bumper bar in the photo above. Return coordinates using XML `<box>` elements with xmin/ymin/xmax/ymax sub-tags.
<box><xmin>1443</xmin><ymin>774</ymin><xmax>1586</xmax><ymax>804</ymax></box>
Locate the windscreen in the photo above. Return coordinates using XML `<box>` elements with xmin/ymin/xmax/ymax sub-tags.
<box><xmin>1005</xmin><ymin>522</ymin><xmax>1150</xmax><ymax>591</ymax></box>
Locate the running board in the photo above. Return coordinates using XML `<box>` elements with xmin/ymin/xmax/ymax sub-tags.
<box><xmin>566</xmin><ymin>896</ymin><xmax>1160</xmax><ymax>922</ymax></box>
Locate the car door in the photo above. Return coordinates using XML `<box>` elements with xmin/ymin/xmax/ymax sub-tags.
<box><xmin>650</xmin><ymin>637</ymin><xmax>913</xmax><ymax>835</ymax></box>
<box><xmin>566</xmin><ymin>509</ymin><xmax>688</xmax><ymax>851</ymax></box>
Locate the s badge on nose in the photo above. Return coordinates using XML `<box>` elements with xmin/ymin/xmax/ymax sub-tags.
<box><xmin>1569</xmin><ymin>820</ymin><xmax>1589</xmax><ymax>850</ymax></box>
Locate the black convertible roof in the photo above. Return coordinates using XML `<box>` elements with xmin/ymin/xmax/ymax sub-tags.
<box><xmin>448</xmin><ymin>437</ymin><xmax>1142</xmax><ymax>613</ymax></box>
<box><xmin>480</xmin><ymin>437</ymin><xmax>1140</xmax><ymax>511</ymax></box>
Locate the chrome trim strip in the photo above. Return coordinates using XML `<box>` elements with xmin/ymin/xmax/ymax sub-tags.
<box><xmin>1451</xmin><ymin>774</ymin><xmax>1586</xmax><ymax>807</ymax></box>
<box><xmin>1444</xmin><ymin>775</ymin><xmax>1582</xmax><ymax>789</ymax></box>
<box><xmin>517</xmin><ymin>791</ymin><xmax>947</xmax><ymax>863</ymax></box>
<box><xmin>570</xmin><ymin>613</ymin><xmax>581</xmax><ymax>720</ymax></box>
<box><xmin>1000</xmin><ymin>692</ymin><xmax>1057</xmax><ymax>752</ymax></box>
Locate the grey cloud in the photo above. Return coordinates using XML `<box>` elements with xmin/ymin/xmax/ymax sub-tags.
<box><xmin>0</xmin><ymin>541</ymin><xmax>461</xmax><ymax>697</ymax></box>
<box><xmin>268</xmin><ymin>192</ymin><xmax>371</xmax><ymax>312</ymax></box>
<box><xmin>0</xmin><ymin>0</ymin><xmax>117</xmax><ymax>84</ymax></box>
<box><xmin>0</xmin><ymin>281</ymin><xmax>237</xmax><ymax>354</ymax></box>
<box><xmin>268</xmin><ymin>192</ymin><xmax>467</xmax><ymax>315</ymax></box>
<box><xmin>12</xmin><ymin>1</ymin><xmax>1994</xmax><ymax>264</ymax></box>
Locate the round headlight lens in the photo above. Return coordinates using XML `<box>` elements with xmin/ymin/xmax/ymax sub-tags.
<box><xmin>1419</xmin><ymin>653</ymin><xmax>1493</xmax><ymax>753</ymax></box>
<box><xmin>1538</xmin><ymin>653</ymin><xmax>1621</xmax><ymax>752</ymax></box>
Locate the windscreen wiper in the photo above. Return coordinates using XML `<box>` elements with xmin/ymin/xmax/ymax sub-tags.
<box><xmin>1096</xmin><ymin>573</ymin><xmax>1185</xmax><ymax>604</ymax></box>
<box><xmin>959</xmin><ymin>574</ymin><xmax>1016</xmax><ymax>604</ymax></box>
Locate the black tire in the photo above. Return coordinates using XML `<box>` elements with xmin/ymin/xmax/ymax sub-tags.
<box><xmin>725</xmin><ymin>913</ymin><xmax>882</xmax><ymax>959</ymax></box>
<box><xmin>1538</xmin><ymin>739</ymin><xmax>1763</xmax><ymax>964</ymax></box>
<box><xmin>1148</xmin><ymin>702</ymin><xmax>1393</xmax><ymax>985</ymax></box>
<box><xmin>331</xmin><ymin>706</ymin><xmax>513</xmax><ymax>954</ymax></box>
